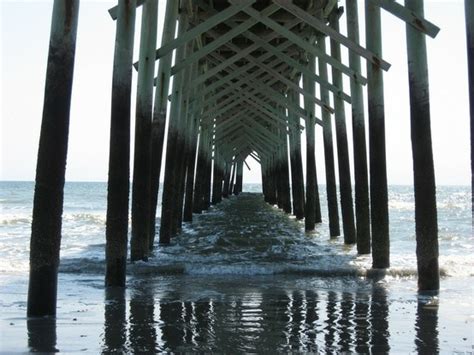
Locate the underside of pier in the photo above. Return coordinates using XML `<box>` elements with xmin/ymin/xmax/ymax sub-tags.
<box><xmin>26</xmin><ymin>0</ymin><xmax>474</xmax><ymax>317</ymax></box>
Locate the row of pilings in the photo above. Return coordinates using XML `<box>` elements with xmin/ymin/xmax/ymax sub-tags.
<box><xmin>27</xmin><ymin>0</ymin><xmax>473</xmax><ymax>317</ymax></box>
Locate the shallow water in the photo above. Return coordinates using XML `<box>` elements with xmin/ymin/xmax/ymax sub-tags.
<box><xmin>0</xmin><ymin>182</ymin><xmax>473</xmax><ymax>352</ymax></box>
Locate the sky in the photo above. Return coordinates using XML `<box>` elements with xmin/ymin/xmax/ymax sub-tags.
<box><xmin>0</xmin><ymin>0</ymin><xmax>471</xmax><ymax>185</ymax></box>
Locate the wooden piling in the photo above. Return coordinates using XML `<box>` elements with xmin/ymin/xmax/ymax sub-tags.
<box><xmin>149</xmin><ymin>0</ymin><xmax>179</xmax><ymax>248</ymax></box>
<box><xmin>130</xmin><ymin>0</ymin><xmax>158</xmax><ymax>262</ymax></box>
<box><xmin>303</xmin><ymin>54</ymin><xmax>322</xmax><ymax>230</ymax></box>
<box><xmin>212</xmin><ymin>152</ymin><xmax>224</xmax><ymax>204</ymax></box>
<box><xmin>329</xmin><ymin>11</ymin><xmax>356</xmax><ymax>244</ymax></box>
<box><xmin>465</xmin><ymin>0</ymin><xmax>474</xmax><ymax>220</ymax></box>
<box><xmin>366</xmin><ymin>0</ymin><xmax>390</xmax><ymax>268</ymax></box>
<box><xmin>183</xmin><ymin>96</ymin><xmax>201</xmax><ymax>222</ymax></box>
<box><xmin>346</xmin><ymin>0</ymin><xmax>371</xmax><ymax>254</ymax></box>
<box><xmin>234</xmin><ymin>161</ymin><xmax>243</xmax><ymax>195</ymax></box>
<box><xmin>27</xmin><ymin>0</ymin><xmax>80</xmax><ymax>316</ymax></box>
<box><xmin>222</xmin><ymin>162</ymin><xmax>232</xmax><ymax>198</ymax></box>
<box><xmin>229</xmin><ymin>161</ymin><xmax>236</xmax><ymax>199</ymax></box>
<box><xmin>105</xmin><ymin>0</ymin><xmax>136</xmax><ymax>287</ymax></box>
<box><xmin>317</xmin><ymin>38</ymin><xmax>340</xmax><ymax>238</ymax></box>
<box><xmin>288</xmin><ymin>88</ymin><xmax>305</xmax><ymax>220</ymax></box>
<box><xmin>405</xmin><ymin>0</ymin><xmax>439</xmax><ymax>291</ymax></box>
<box><xmin>159</xmin><ymin>13</ymin><xmax>188</xmax><ymax>244</ymax></box>
<box><xmin>279</xmin><ymin>125</ymin><xmax>292</xmax><ymax>213</ymax></box>
<box><xmin>193</xmin><ymin>132</ymin><xmax>207</xmax><ymax>214</ymax></box>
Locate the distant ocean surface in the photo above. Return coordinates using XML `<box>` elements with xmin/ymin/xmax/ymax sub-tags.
<box><xmin>0</xmin><ymin>181</ymin><xmax>472</xmax><ymax>352</ymax></box>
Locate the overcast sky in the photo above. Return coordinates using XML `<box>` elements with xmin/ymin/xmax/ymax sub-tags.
<box><xmin>0</xmin><ymin>0</ymin><xmax>471</xmax><ymax>185</ymax></box>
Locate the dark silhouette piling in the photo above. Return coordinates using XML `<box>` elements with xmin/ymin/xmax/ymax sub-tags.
<box><xmin>27</xmin><ymin>0</ymin><xmax>80</xmax><ymax>316</ymax></box>
<box><xmin>318</xmin><ymin>37</ymin><xmax>340</xmax><ymax>238</ymax></box>
<box><xmin>406</xmin><ymin>0</ymin><xmax>439</xmax><ymax>291</ymax></box>
<box><xmin>329</xmin><ymin>11</ymin><xmax>356</xmax><ymax>244</ymax></box>
<box><xmin>346</xmin><ymin>0</ymin><xmax>371</xmax><ymax>254</ymax></box>
<box><xmin>105</xmin><ymin>0</ymin><xmax>136</xmax><ymax>287</ymax></box>
<box><xmin>130</xmin><ymin>0</ymin><xmax>157</xmax><ymax>261</ymax></box>
<box><xmin>159</xmin><ymin>14</ymin><xmax>187</xmax><ymax>244</ymax></box>
<box><xmin>465</xmin><ymin>0</ymin><xmax>474</xmax><ymax>220</ymax></box>
<box><xmin>303</xmin><ymin>54</ymin><xmax>322</xmax><ymax>230</ymax></box>
<box><xmin>233</xmin><ymin>161</ymin><xmax>243</xmax><ymax>195</ymax></box>
<box><xmin>149</xmin><ymin>0</ymin><xmax>179</xmax><ymax>248</ymax></box>
<box><xmin>288</xmin><ymin>89</ymin><xmax>305</xmax><ymax>220</ymax></box>
<box><xmin>366</xmin><ymin>1</ymin><xmax>390</xmax><ymax>268</ymax></box>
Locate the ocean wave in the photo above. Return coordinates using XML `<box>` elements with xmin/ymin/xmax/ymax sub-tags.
<box><xmin>55</xmin><ymin>257</ymin><xmax>466</xmax><ymax>279</ymax></box>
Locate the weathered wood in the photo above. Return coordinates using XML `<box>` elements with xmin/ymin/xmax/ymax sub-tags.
<box><xmin>405</xmin><ymin>0</ymin><xmax>439</xmax><ymax>291</ymax></box>
<box><xmin>288</xmin><ymin>88</ymin><xmax>305</xmax><ymax>220</ymax></box>
<box><xmin>159</xmin><ymin>14</ymin><xmax>188</xmax><ymax>244</ymax></box>
<box><xmin>373</xmin><ymin>0</ymin><xmax>440</xmax><ymax>38</ymax></box>
<box><xmin>130</xmin><ymin>0</ymin><xmax>157</xmax><ymax>262</ymax></box>
<box><xmin>233</xmin><ymin>161</ymin><xmax>244</xmax><ymax>195</ymax></box>
<box><xmin>104</xmin><ymin>0</ymin><xmax>136</xmax><ymax>288</ymax></box>
<box><xmin>366</xmin><ymin>0</ymin><xmax>390</xmax><ymax>268</ymax></box>
<box><xmin>149</xmin><ymin>0</ymin><xmax>179</xmax><ymax>248</ymax></box>
<box><xmin>303</xmin><ymin>54</ymin><xmax>322</xmax><ymax>231</ymax></box>
<box><xmin>466</xmin><ymin>0</ymin><xmax>474</xmax><ymax>221</ymax></box>
<box><xmin>273</xmin><ymin>0</ymin><xmax>391</xmax><ymax>71</ymax></box>
<box><xmin>228</xmin><ymin>0</ymin><xmax>367</xmax><ymax>85</ymax></box>
<box><xmin>346</xmin><ymin>0</ymin><xmax>371</xmax><ymax>254</ymax></box>
<box><xmin>222</xmin><ymin>162</ymin><xmax>232</xmax><ymax>198</ymax></box>
<box><xmin>318</xmin><ymin>37</ymin><xmax>340</xmax><ymax>238</ymax></box>
<box><xmin>27</xmin><ymin>0</ymin><xmax>80</xmax><ymax>317</ymax></box>
<box><xmin>329</xmin><ymin>11</ymin><xmax>356</xmax><ymax>245</ymax></box>
<box><xmin>153</xmin><ymin>0</ymin><xmax>256</xmax><ymax>60</ymax></box>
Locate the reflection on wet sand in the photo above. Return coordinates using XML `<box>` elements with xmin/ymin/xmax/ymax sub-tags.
<box><xmin>415</xmin><ymin>295</ymin><xmax>439</xmax><ymax>354</ymax></box>
<box><xmin>27</xmin><ymin>279</ymin><xmax>441</xmax><ymax>353</ymax></box>
<box><xmin>27</xmin><ymin>317</ymin><xmax>57</xmax><ymax>353</ymax></box>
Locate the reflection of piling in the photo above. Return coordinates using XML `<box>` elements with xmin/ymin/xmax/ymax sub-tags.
<box><xmin>415</xmin><ymin>298</ymin><xmax>439</xmax><ymax>353</ymax></box>
<box><xmin>465</xmin><ymin>0</ymin><xmax>474</xmax><ymax>223</ymax></box>
<box><xmin>104</xmin><ymin>287</ymin><xmax>126</xmax><ymax>352</ymax></box>
<box><xmin>329</xmin><ymin>10</ymin><xmax>356</xmax><ymax>245</ymax></box>
<box><xmin>130</xmin><ymin>0</ymin><xmax>158</xmax><ymax>262</ymax></box>
<box><xmin>27</xmin><ymin>0</ymin><xmax>80</xmax><ymax>316</ymax></box>
<box><xmin>406</xmin><ymin>0</ymin><xmax>439</xmax><ymax>291</ymax></box>
<box><xmin>346</xmin><ymin>0</ymin><xmax>371</xmax><ymax>254</ymax></box>
<box><xmin>27</xmin><ymin>318</ymin><xmax>57</xmax><ymax>352</ymax></box>
<box><xmin>105</xmin><ymin>0</ymin><xmax>136</xmax><ymax>287</ymax></box>
<box><xmin>365</xmin><ymin>1</ymin><xmax>390</xmax><ymax>269</ymax></box>
<box><xmin>318</xmin><ymin>38</ymin><xmax>340</xmax><ymax>238</ymax></box>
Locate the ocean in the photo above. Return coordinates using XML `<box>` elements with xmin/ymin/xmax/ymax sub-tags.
<box><xmin>0</xmin><ymin>181</ymin><xmax>472</xmax><ymax>352</ymax></box>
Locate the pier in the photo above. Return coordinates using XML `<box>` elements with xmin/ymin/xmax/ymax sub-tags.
<box><xmin>26</xmin><ymin>0</ymin><xmax>473</xmax><ymax>320</ymax></box>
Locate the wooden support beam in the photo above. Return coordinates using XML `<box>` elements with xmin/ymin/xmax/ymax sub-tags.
<box><xmin>154</xmin><ymin>0</ymin><xmax>256</xmax><ymax>60</ymax></box>
<box><xmin>159</xmin><ymin>15</ymin><xmax>188</xmax><ymax>244</ymax></box>
<box><xmin>405</xmin><ymin>0</ymin><xmax>439</xmax><ymax>291</ymax></box>
<box><xmin>104</xmin><ymin>0</ymin><xmax>136</xmax><ymax>288</ymax></box>
<box><xmin>273</xmin><ymin>0</ymin><xmax>391</xmax><ymax>71</ymax></box>
<box><xmin>108</xmin><ymin>0</ymin><xmax>144</xmax><ymax>20</ymax></box>
<box><xmin>149</xmin><ymin>0</ymin><xmax>179</xmax><ymax>248</ymax></box>
<box><xmin>373</xmin><ymin>0</ymin><xmax>440</xmax><ymax>38</ymax></box>
<box><xmin>346</xmin><ymin>0</ymin><xmax>371</xmax><ymax>255</ymax></box>
<box><xmin>27</xmin><ymin>0</ymin><xmax>80</xmax><ymax>317</ymax></box>
<box><xmin>130</xmin><ymin>0</ymin><xmax>158</xmax><ymax>262</ymax></box>
<box><xmin>170</xmin><ymin>3</ymin><xmax>280</xmax><ymax>75</ymax></box>
<box><xmin>228</xmin><ymin>0</ymin><xmax>367</xmax><ymax>85</ymax></box>
<box><xmin>318</xmin><ymin>37</ymin><xmax>340</xmax><ymax>238</ymax></box>
<box><xmin>303</xmin><ymin>55</ymin><xmax>322</xmax><ymax>231</ymax></box>
<box><xmin>329</xmin><ymin>12</ymin><xmax>356</xmax><ymax>245</ymax></box>
<box><xmin>465</xmin><ymin>0</ymin><xmax>474</xmax><ymax>221</ymax></box>
<box><xmin>366</xmin><ymin>0</ymin><xmax>390</xmax><ymax>269</ymax></box>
